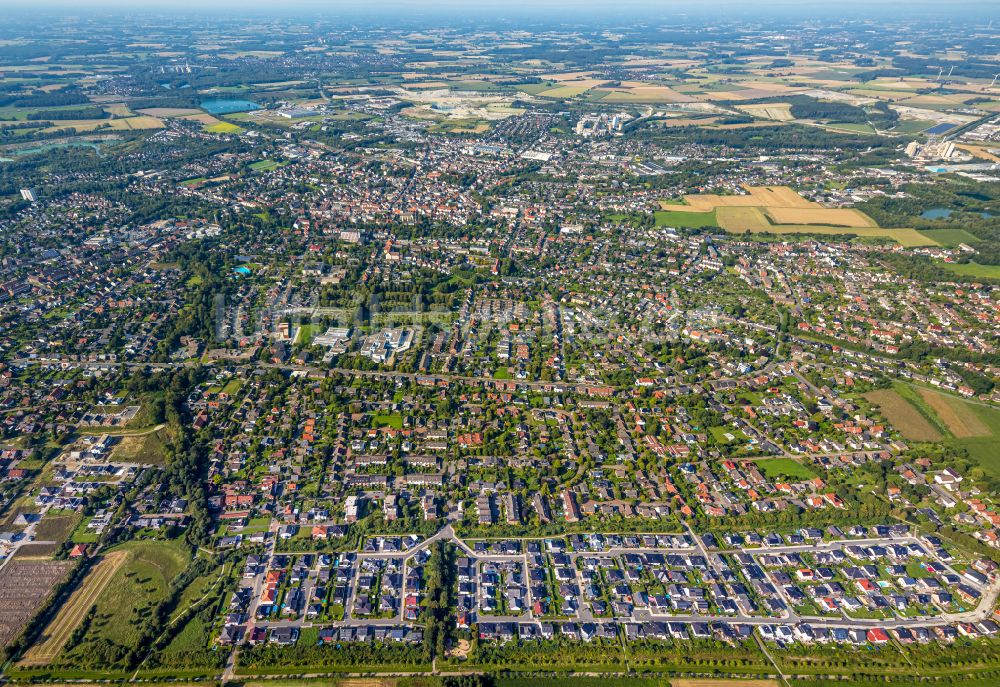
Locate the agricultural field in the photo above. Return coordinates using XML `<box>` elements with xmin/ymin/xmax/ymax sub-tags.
<box><xmin>916</xmin><ymin>388</ymin><xmax>991</xmax><ymax>439</ymax></box>
<box><xmin>205</xmin><ymin>121</ymin><xmax>243</xmax><ymax>134</ymax></box>
<box><xmin>864</xmin><ymin>387</ymin><xmax>943</xmax><ymax>442</ymax></box>
<box><xmin>0</xmin><ymin>559</ymin><xmax>75</xmax><ymax>649</ymax></box>
<box><xmin>764</xmin><ymin>207</ymin><xmax>877</xmax><ymax>228</ymax></box>
<box><xmin>736</xmin><ymin>102</ymin><xmax>794</xmax><ymax>121</ymax></box>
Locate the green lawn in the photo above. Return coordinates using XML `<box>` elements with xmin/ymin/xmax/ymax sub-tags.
<box><xmin>371</xmin><ymin>412</ymin><xmax>404</xmax><ymax>430</ymax></box>
<box><xmin>755</xmin><ymin>457</ymin><xmax>817</xmax><ymax>481</ymax></box>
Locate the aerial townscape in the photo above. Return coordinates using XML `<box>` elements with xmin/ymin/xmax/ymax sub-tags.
<box><xmin>2</xmin><ymin>2</ymin><xmax>1000</xmax><ymax>687</ymax></box>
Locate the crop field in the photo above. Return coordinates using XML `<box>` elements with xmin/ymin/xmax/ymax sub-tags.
<box><xmin>671</xmin><ymin>185</ymin><xmax>819</xmax><ymax>212</ymax></box>
<box><xmin>41</xmin><ymin>115</ymin><xmax>164</xmax><ymax>134</ymax></box>
<box><xmin>864</xmin><ymin>388</ymin><xmax>943</xmax><ymax>442</ymax></box>
<box><xmin>536</xmin><ymin>80</ymin><xmax>607</xmax><ymax>98</ymax></box>
<box><xmin>600</xmin><ymin>84</ymin><xmax>694</xmax><ymax>103</ymax></box>
<box><xmin>764</xmin><ymin>207</ymin><xmax>877</xmax><ymax>227</ymax></box>
<box><xmin>916</xmin><ymin>388</ymin><xmax>990</xmax><ymax>439</ymax></box>
<box><xmin>0</xmin><ymin>559</ymin><xmax>75</xmax><ymax>648</ymax></box>
<box><xmin>672</xmin><ymin>681</ymin><xmax>779</xmax><ymax>687</ymax></box>
<box><xmin>20</xmin><ymin>551</ymin><xmax>128</xmax><ymax>666</ymax></box>
<box><xmin>205</xmin><ymin>121</ymin><xmax>243</xmax><ymax>134</ymax></box>
<box><xmin>715</xmin><ymin>206</ymin><xmax>934</xmax><ymax>247</ymax></box>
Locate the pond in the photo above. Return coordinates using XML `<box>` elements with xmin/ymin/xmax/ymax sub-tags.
<box><xmin>201</xmin><ymin>99</ymin><xmax>261</xmax><ymax>115</ymax></box>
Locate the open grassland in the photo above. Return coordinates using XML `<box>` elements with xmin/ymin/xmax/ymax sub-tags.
<box><xmin>48</xmin><ymin>539</ymin><xmax>189</xmax><ymax>665</ymax></box>
<box><xmin>20</xmin><ymin>551</ymin><xmax>128</xmax><ymax>666</ymax></box>
<box><xmin>0</xmin><ymin>559</ymin><xmax>74</xmax><ymax>649</ymax></box>
<box><xmin>33</xmin><ymin>514</ymin><xmax>81</xmax><ymax>546</ymax></box>
<box><xmin>654</xmin><ymin>209</ymin><xmax>719</xmax><ymax>228</ymax></box>
<box><xmin>918</xmin><ymin>229</ymin><xmax>981</xmax><ymax>247</ymax></box>
<box><xmin>865</xmin><ymin>388</ymin><xmax>943</xmax><ymax>441</ymax></box>
<box><xmin>937</xmin><ymin>261</ymin><xmax>1000</xmax><ymax>280</ymax></box>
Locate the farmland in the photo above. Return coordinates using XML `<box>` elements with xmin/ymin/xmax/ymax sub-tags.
<box><xmin>864</xmin><ymin>388</ymin><xmax>943</xmax><ymax>442</ymax></box>
<box><xmin>0</xmin><ymin>560</ymin><xmax>75</xmax><ymax>649</ymax></box>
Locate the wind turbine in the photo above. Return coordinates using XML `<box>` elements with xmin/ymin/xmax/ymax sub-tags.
<box><xmin>991</xmin><ymin>73</ymin><xmax>999</xmax><ymax>88</ymax></box>
<box><xmin>935</xmin><ymin>67</ymin><xmax>944</xmax><ymax>83</ymax></box>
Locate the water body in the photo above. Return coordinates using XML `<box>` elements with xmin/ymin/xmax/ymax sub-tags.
<box><xmin>201</xmin><ymin>99</ymin><xmax>261</xmax><ymax>115</ymax></box>
<box><xmin>921</xmin><ymin>207</ymin><xmax>992</xmax><ymax>220</ymax></box>
<box><xmin>233</xmin><ymin>266</ymin><xmax>252</xmax><ymax>276</ymax></box>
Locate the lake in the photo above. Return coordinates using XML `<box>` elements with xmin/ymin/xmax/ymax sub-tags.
<box><xmin>201</xmin><ymin>99</ymin><xmax>261</xmax><ymax>115</ymax></box>
<box><xmin>921</xmin><ymin>207</ymin><xmax>992</xmax><ymax>220</ymax></box>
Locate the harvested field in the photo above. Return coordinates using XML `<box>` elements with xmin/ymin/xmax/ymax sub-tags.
<box><xmin>672</xmin><ymin>185</ymin><xmax>820</xmax><ymax>212</ymax></box>
<box><xmin>537</xmin><ymin>80</ymin><xmax>608</xmax><ymax>98</ymax></box>
<box><xmin>0</xmin><ymin>559</ymin><xmax>74</xmax><ymax>648</ymax></box>
<box><xmin>764</xmin><ymin>207</ymin><xmax>877</xmax><ymax>227</ymax></box>
<box><xmin>13</xmin><ymin>542</ymin><xmax>61</xmax><ymax>559</ymax></box>
<box><xmin>916</xmin><ymin>388</ymin><xmax>990</xmax><ymax>439</ymax></box>
<box><xmin>20</xmin><ymin>551</ymin><xmax>128</xmax><ymax>666</ymax></box>
<box><xmin>600</xmin><ymin>84</ymin><xmax>695</xmax><ymax>103</ymax></box>
<box><xmin>714</xmin><ymin>206</ymin><xmax>934</xmax><ymax>247</ymax></box>
<box><xmin>737</xmin><ymin>102</ymin><xmax>794</xmax><ymax>121</ymax></box>
<box><xmin>865</xmin><ymin>389</ymin><xmax>942</xmax><ymax>442</ymax></box>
